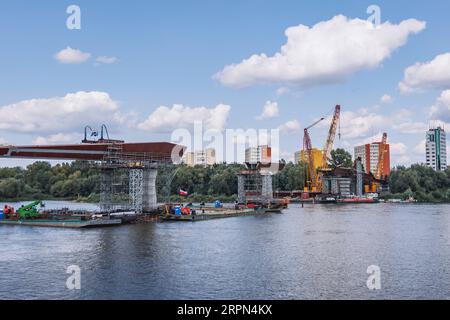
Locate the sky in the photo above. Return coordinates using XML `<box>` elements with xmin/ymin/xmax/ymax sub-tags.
<box><xmin>1</xmin><ymin>0</ymin><xmax>450</xmax><ymax>167</ymax></box>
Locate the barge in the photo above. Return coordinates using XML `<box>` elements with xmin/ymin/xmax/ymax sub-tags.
<box><xmin>336</xmin><ymin>196</ymin><xmax>379</xmax><ymax>204</ymax></box>
<box><xmin>1</xmin><ymin>201</ymin><xmax>124</xmax><ymax>228</ymax></box>
<box><xmin>0</xmin><ymin>218</ymin><xmax>122</xmax><ymax>228</ymax></box>
<box><xmin>161</xmin><ymin>206</ymin><xmax>269</xmax><ymax>222</ymax></box>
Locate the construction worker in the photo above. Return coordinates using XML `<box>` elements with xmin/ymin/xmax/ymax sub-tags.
<box><xmin>3</xmin><ymin>205</ymin><xmax>13</xmax><ymax>219</ymax></box>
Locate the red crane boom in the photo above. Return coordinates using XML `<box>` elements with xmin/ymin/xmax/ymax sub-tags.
<box><xmin>375</xmin><ymin>132</ymin><xmax>388</xmax><ymax>180</ymax></box>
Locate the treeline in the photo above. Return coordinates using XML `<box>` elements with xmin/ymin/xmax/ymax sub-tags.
<box><xmin>157</xmin><ymin>163</ymin><xmax>244</xmax><ymax>202</ymax></box>
<box><xmin>2</xmin><ymin>160</ymin><xmax>450</xmax><ymax>203</ymax></box>
<box><xmin>159</xmin><ymin>162</ymin><xmax>306</xmax><ymax>202</ymax></box>
<box><xmin>0</xmin><ymin>161</ymin><xmax>99</xmax><ymax>202</ymax></box>
<box><xmin>387</xmin><ymin>165</ymin><xmax>450</xmax><ymax>202</ymax></box>
<box><xmin>0</xmin><ymin>161</ymin><xmax>306</xmax><ymax>202</ymax></box>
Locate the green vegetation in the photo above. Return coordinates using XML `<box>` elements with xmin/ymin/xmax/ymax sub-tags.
<box><xmin>156</xmin><ymin>163</ymin><xmax>245</xmax><ymax>203</ymax></box>
<box><xmin>329</xmin><ymin>148</ymin><xmax>353</xmax><ymax>169</ymax></box>
<box><xmin>0</xmin><ymin>161</ymin><xmax>99</xmax><ymax>202</ymax></box>
<box><xmin>0</xmin><ymin>160</ymin><xmax>307</xmax><ymax>202</ymax></box>
<box><xmin>1</xmin><ymin>160</ymin><xmax>450</xmax><ymax>203</ymax></box>
<box><xmin>273</xmin><ymin>162</ymin><xmax>306</xmax><ymax>191</ymax></box>
<box><xmin>386</xmin><ymin>165</ymin><xmax>450</xmax><ymax>202</ymax></box>
<box><xmin>159</xmin><ymin>162</ymin><xmax>306</xmax><ymax>201</ymax></box>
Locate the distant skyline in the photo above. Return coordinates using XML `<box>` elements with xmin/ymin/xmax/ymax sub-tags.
<box><xmin>1</xmin><ymin>0</ymin><xmax>450</xmax><ymax>167</ymax></box>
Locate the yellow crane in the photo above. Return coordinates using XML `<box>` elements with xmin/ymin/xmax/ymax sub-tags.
<box><xmin>303</xmin><ymin>117</ymin><xmax>325</xmax><ymax>193</ymax></box>
<box><xmin>317</xmin><ymin>105</ymin><xmax>341</xmax><ymax>191</ymax></box>
<box><xmin>302</xmin><ymin>105</ymin><xmax>341</xmax><ymax>193</ymax></box>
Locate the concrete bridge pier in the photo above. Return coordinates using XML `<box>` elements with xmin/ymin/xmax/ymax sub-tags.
<box><xmin>142</xmin><ymin>167</ymin><xmax>158</xmax><ymax>212</ymax></box>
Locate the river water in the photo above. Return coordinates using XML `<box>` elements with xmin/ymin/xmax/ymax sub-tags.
<box><xmin>1</xmin><ymin>201</ymin><xmax>450</xmax><ymax>300</ymax></box>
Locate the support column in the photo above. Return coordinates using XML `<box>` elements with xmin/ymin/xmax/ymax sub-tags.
<box><xmin>356</xmin><ymin>158</ymin><xmax>363</xmax><ymax>196</ymax></box>
<box><xmin>237</xmin><ymin>174</ymin><xmax>245</xmax><ymax>203</ymax></box>
<box><xmin>142</xmin><ymin>167</ymin><xmax>158</xmax><ymax>212</ymax></box>
<box><xmin>261</xmin><ymin>174</ymin><xmax>273</xmax><ymax>202</ymax></box>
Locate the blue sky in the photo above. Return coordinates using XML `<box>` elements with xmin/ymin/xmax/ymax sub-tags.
<box><xmin>1</xmin><ymin>0</ymin><xmax>450</xmax><ymax>167</ymax></box>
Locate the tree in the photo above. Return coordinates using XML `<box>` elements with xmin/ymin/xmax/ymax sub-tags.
<box><xmin>388</xmin><ymin>165</ymin><xmax>450</xmax><ymax>202</ymax></box>
<box><xmin>329</xmin><ymin>148</ymin><xmax>353</xmax><ymax>169</ymax></box>
<box><xmin>24</xmin><ymin>161</ymin><xmax>52</xmax><ymax>194</ymax></box>
<box><xmin>0</xmin><ymin>178</ymin><xmax>21</xmax><ymax>199</ymax></box>
<box><xmin>273</xmin><ymin>162</ymin><xmax>305</xmax><ymax>191</ymax></box>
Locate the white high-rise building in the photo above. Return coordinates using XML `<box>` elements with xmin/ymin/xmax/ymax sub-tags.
<box><xmin>426</xmin><ymin>127</ymin><xmax>447</xmax><ymax>171</ymax></box>
<box><xmin>354</xmin><ymin>145</ymin><xmax>367</xmax><ymax>170</ymax></box>
<box><xmin>245</xmin><ymin>145</ymin><xmax>271</xmax><ymax>164</ymax></box>
<box><xmin>195</xmin><ymin>148</ymin><xmax>216</xmax><ymax>167</ymax></box>
<box><xmin>184</xmin><ymin>148</ymin><xmax>216</xmax><ymax>167</ymax></box>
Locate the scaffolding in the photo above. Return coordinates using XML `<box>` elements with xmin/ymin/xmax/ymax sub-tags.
<box><xmin>129</xmin><ymin>169</ymin><xmax>143</xmax><ymax>211</ymax></box>
<box><xmin>237</xmin><ymin>163</ymin><xmax>273</xmax><ymax>204</ymax></box>
<box><xmin>98</xmin><ymin>142</ymin><xmax>165</xmax><ymax>213</ymax></box>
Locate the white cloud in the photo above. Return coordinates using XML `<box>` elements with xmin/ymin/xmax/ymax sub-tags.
<box><xmin>393</xmin><ymin>121</ymin><xmax>427</xmax><ymax>134</ymax></box>
<box><xmin>399</xmin><ymin>53</ymin><xmax>450</xmax><ymax>93</ymax></box>
<box><xmin>413</xmin><ymin>139</ymin><xmax>426</xmax><ymax>155</ymax></box>
<box><xmin>95</xmin><ymin>56</ymin><xmax>118</xmax><ymax>64</ymax></box>
<box><xmin>333</xmin><ymin>106</ymin><xmax>425</xmax><ymax>140</ymax></box>
<box><xmin>391</xmin><ymin>142</ymin><xmax>407</xmax><ymax>156</ymax></box>
<box><xmin>138</xmin><ymin>104</ymin><xmax>231</xmax><ymax>133</ymax></box>
<box><xmin>214</xmin><ymin>15</ymin><xmax>425</xmax><ymax>88</ymax></box>
<box><xmin>276</xmin><ymin>87</ymin><xmax>290</xmax><ymax>96</ymax></box>
<box><xmin>355</xmin><ymin>132</ymin><xmax>385</xmax><ymax>146</ymax></box>
<box><xmin>54</xmin><ymin>47</ymin><xmax>91</xmax><ymax>64</ymax></box>
<box><xmin>0</xmin><ymin>91</ymin><xmax>126</xmax><ymax>133</ymax></box>
<box><xmin>279</xmin><ymin>150</ymin><xmax>294</xmax><ymax>162</ymax></box>
<box><xmin>278</xmin><ymin>120</ymin><xmax>301</xmax><ymax>135</ymax></box>
<box><xmin>256</xmin><ymin>101</ymin><xmax>279</xmax><ymax>120</ymax></box>
<box><xmin>0</xmin><ymin>137</ymin><xmax>8</xmax><ymax>145</ymax></box>
<box><xmin>390</xmin><ymin>142</ymin><xmax>410</xmax><ymax>166</ymax></box>
<box><xmin>380</xmin><ymin>94</ymin><xmax>393</xmax><ymax>104</ymax></box>
<box><xmin>429</xmin><ymin>90</ymin><xmax>450</xmax><ymax>122</ymax></box>
<box><xmin>33</xmin><ymin>133</ymin><xmax>80</xmax><ymax>145</ymax></box>
<box><xmin>339</xmin><ymin>109</ymin><xmax>386</xmax><ymax>139</ymax></box>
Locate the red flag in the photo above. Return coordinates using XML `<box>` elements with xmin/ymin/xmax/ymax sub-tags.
<box><xmin>179</xmin><ymin>189</ymin><xmax>188</xmax><ymax>196</ymax></box>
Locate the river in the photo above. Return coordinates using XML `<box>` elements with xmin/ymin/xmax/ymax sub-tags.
<box><xmin>1</xmin><ymin>201</ymin><xmax>449</xmax><ymax>299</ymax></box>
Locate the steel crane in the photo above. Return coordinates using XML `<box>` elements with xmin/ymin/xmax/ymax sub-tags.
<box><xmin>375</xmin><ymin>132</ymin><xmax>388</xmax><ymax>180</ymax></box>
<box><xmin>302</xmin><ymin>105</ymin><xmax>341</xmax><ymax>193</ymax></box>
<box><xmin>317</xmin><ymin>105</ymin><xmax>341</xmax><ymax>191</ymax></box>
<box><xmin>303</xmin><ymin>117</ymin><xmax>324</xmax><ymax>192</ymax></box>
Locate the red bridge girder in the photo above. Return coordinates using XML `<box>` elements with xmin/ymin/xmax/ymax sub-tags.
<box><xmin>0</xmin><ymin>142</ymin><xmax>185</xmax><ymax>163</ymax></box>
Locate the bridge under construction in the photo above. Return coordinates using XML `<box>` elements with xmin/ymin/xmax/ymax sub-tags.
<box><xmin>0</xmin><ymin>131</ymin><xmax>185</xmax><ymax>213</ymax></box>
